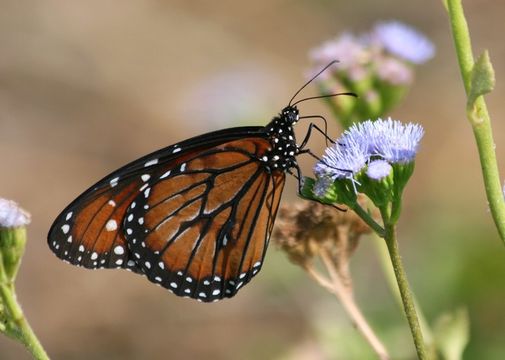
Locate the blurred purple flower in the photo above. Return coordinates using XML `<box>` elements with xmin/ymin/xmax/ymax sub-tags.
<box><xmin>372</xmin><ymin>21</ymin><xmax>435</xmax><ymax>64</ymax></box>
<box><xmin>309</xmin><ymin>34</ymin><xmax>370</xmax><ymax>81</ymax></box>
<box><xmin>375</xmin><ymin>57</ymin><xmax>413</xmax><ymax>85</ymax></box>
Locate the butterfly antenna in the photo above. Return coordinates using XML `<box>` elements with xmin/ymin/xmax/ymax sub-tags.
<box><xmin>288</xmin><ymin>60</ymin><xmax>339</xmax><ymax>106</ymax></box>
<box><xmin>291</xmin><ymin>92</ymin><xmax>357</xmax><ymax>107</ymax></box>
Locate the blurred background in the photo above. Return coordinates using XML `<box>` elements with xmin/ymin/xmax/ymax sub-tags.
<box><xmin>1</xmin><ymin>0</ymin><xmax>504</xmax><ymax>359</ymax></box>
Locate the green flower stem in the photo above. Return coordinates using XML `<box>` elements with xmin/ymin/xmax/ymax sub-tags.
<box><xmin>0</xmin><ymin>235</ymin><xmax>49</xmax><ymax>360</ymax></box>
<box><xmin>446</xmin><ymin>0</ymin><xmax>505</xmax><ymax>242</ymax></box>
<box><xmin>349</xmin><ymin>202</ymin><xmax>385</xmax><ymax>237</ymax></box>
<box><xmin>384</xmin><ymin>223</ymin><xmax>427</xmax><ymax>359</ymax></box>
<box><xmin>372</xmin><ymin>235</ymin><xmax>438</xmax><ymax>359</ymax></box>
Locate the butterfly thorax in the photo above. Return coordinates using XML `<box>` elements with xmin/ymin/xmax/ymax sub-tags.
<box><xmin>262</xmin><ymin>105</ymin><xmax>299</xmax><ymax>172</ymax></box>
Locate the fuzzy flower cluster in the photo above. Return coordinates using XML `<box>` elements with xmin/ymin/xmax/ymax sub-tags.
<box><xmin>309</xmin><ymin>21</ymin><xmax>434</xmax><ymax>126</ymax></box>
<box><xmin>314</xmin><ymin>118</ymin><xmax>424</xmax><ymax>185</ymax></box>
<box><xmin>0</xmin><ymin>198</ymin><xmax>31</xmax><ymax>228</ymax></box>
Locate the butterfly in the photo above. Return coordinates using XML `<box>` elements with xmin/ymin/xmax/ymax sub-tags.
<box><xmin>47</xmin><ymin>61</ymin><xmax>354</xmax><ymax>302</ymax></box>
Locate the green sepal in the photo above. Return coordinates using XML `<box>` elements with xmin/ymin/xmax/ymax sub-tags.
<box><xmin>0</xmin><ymin>227</ymin><xmax>27</xmax><ymax>281</ymax></box>
<box><xmin>388</xmin><ymin>161</ymin><xmax>415</xmax><ymax>223</ymax></box>
<box><xmin>357</xmin><ymin>164</ymin><xmax>394</xmax><ymax>208</ymax></box>
<box><xmin>468</xmin><ymin>50</ymin><xmax>495</xmax><ymax>108</ymax></box>
<box><xmin>299</xmin><ymin>176</ymin><xmax>338</xmax><ymax>205</ymax></box>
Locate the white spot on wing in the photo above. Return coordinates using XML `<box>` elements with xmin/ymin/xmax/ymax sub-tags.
<box><xmin>144</xmin><ymin>159</ymin><xmax>159</xmax><ymax>167</ymax></box>
<box><xmin>65</xmin><ymin>212</ymin><xmax>73</xmax><ymax>221</ymax></box>
<box><xmin>114</xmin><ymin>245</ymin><xmax>124</xmax><ymax>255</ymax></box>
<box><xmin>141</xmin><ymin>174</ymin><xmax>150</xmax><ymax>182</ymax></box>
<box><xmin>108</xmin><ymin>200</ymin><xmax>116</xmax><ymax>207</ymax></box>
<box><xmin>160</xmin><ymin>170</ymin><xmax>171</xmax><ymax>179</ymax></box>
<box><xmin>105</xmin><ymin>219</ymin><xmax>117</xmax><ymax>231</ymax></box>
<box><xmin>172</xmin><ymin>147</ymin><xmax>181</xmax><ymax>153</ymax></box>
<box><xmin>110</xmin><ymin>177</ymin><xmax>119</xmax><ymax>187</ymax></box>
<box><xmin>61</xmin><ymin>224</ymin><xmax>70</xmax><ymax>234</ymax></box>
<box><xmin>91</xmin><ymin>252</ymin><xmax>98</xmax><ymax>260</ymax></box>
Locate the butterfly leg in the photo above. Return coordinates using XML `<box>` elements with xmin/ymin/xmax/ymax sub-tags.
<box><xmin>298</xmin><ymin>121</ymin><xmax>335</xmax><ymax>149</ymax></box>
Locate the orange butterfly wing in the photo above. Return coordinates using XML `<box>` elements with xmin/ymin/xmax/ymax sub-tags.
<box><xmin>124</xmin><ymin>138</ymin><xmax>285</xmax><ymax>301</ymax></box>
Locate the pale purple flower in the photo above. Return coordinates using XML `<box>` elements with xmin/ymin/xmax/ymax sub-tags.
<box><xmin>366</xmin><ymin>160</ymin><xmax>392</xmax><ymax>180</ymax></box>
<box><xmin>315</xmin><ymin>118</ymin><xmax>423</xmax><ymax>182</ymax></box>
<box><xmin>372</xmin><ymin>118</ymin><xmax>424</xmax><ymax>163</ymax></box>
<box><xmin>0</xmin><ymin>198</ymin><xmax>31</xmax><ymax>228</ymax></box>
<box><xmin>372</xmin><ymin>21</ymin><xmax>435</xmax><ymax>64</ymax></box>
<box><xmin>314</xmin><ymin>135</ymin><xmax>369</xmax><ymax>180</ymax></box>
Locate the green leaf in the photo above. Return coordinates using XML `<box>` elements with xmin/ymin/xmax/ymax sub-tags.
<box><xmin>468</xmin><ymin>50</ymin><xmax>495</xmax><ymax>107</ymax></box>
<box><xmin>433</xmin><ymin>307</ymin><xmax>470</xmax><ymax>360</ymax></box>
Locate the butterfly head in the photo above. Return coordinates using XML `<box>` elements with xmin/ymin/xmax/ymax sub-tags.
<box><xmin>281</xmin><ymin>105</ymin><xmax>300</xmax><ymax>125</ymax></box>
